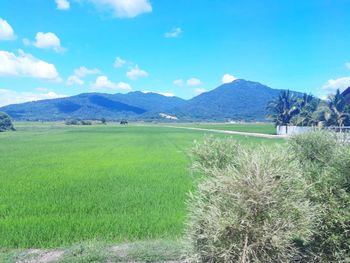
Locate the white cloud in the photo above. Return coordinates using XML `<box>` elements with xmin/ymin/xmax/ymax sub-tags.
<box><xmin>32</xmin><ymin>32</ymin><xmax>64</xmax><ymax>53</ymax></box>
<box><xmin>173</xmin><ymin>79</ymin><xmax>184</xmax><ymax>87</ymax></box>
<box><xmin>165</xmin><ymin>27</ymin><xmax>182</xmax><ymax>38</ymax></box>
<box><xmin>346</xmin><ymin>62</ymin><xmax>350</xmax><ymax>70</ymax></box>
<box><xmin>91</xmin><ymin>75</ymin><xmax>132</xmax><ymax>91</ymax></box>
<box><xmin>0</xmin><ymin>89</ymin><xmax>67</xmax><ymax>107</ymax></box>
<box><xmin>114</xmin><ymin>57</ymin><xmax>126</xmax><ymax>68</ymax></box>
<box><xmin>0</xmin><ymin>50</ymin><xmax>61</xmax><ymax>81</ymax></box>
<box><xmin>126</xmin><ymin>65</ymin><xmax>148</xmax><ymax>80</ymax></box>
<box><xmin>158</xmin><ymin>92</ymin><xmax>175</xmax><ymax>97</ymax></box>
<box><xmin>66</xmin><ymin>66</ymin><xmax>100</xmax><ymax>86</ymax></box>
<box><xmin>187</xmin><ymin>78</ymin><xmax>202</xmax><ymax>86</ymax></box>
<box><xmin>0</xmin><ymin>18</ymin><xmax>16</xmax><ymax>41</ymax></box>
<box><xmin>67</xmin><ymin>75</ymin><xmax>84</xmax><ymax>86</ymax></box>
<box><xmin>87</xmin><ymin>0</ymin><xmax>152</xmax><ymax>18</ymax></box>
<box><xmin>323</xmin><ymin>76</ymin><xmax>350</xmax><ymax>92</ymax></box>
<box><xmin>222</xmin><ymin>73</ymin><xmax>237</xmax><ymax>84</ymax></box>
<box><xmin>194</xmin><ymin>88</ymin><xmax>207</xmax><ymax>95</ymax></box>
<box><xmin>55</xmin><ymin>0</ymin><xmax>70</xmax><ymax>10</ymax></box>
<box><xmin>74</xmin><ymin>66</ymin><xmax>100</xmax><ymax>77</ymax></box>
<box><xmin>142</xmin><ymin>90</ymin><xmax>175</xmax><ymax>97</ymax></box>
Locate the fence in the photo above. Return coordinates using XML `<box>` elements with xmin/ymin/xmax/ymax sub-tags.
<box><xmin>325</xmin><ymin>127</ymin><xmax>350</xmax><ymax>143</ymax></box>
<box><xmin>325</xmin><ymin>126</ymin><xmax>350</xmax><ymax>133</ymax></box>
<box><xmin>276</xmin><ymin>126</ymin><xmax>314</xmax><ymax>136</ymax></box>
<box><xmin>277</xmin><ymin>126</ymin><xmax>350</xmax><ymax>143</ymax></box>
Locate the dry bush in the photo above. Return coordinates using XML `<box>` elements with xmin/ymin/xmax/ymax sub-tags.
<box><xmin>288</xmin><ymin>130</ymin><xmax>339</xmax><ymax>167</ymax></box>
<box><xmin>190</xmin><ymin>136</ymin><xmax>242</xmax><ymax>175</ymax></box>
<box><xmin>185</xmin><ymin>141</ymin><xmax>313</xmax><ymax>263</ymax></box>
<box><xmin>288</xmin><ymin>131</ymin><xmax>350</xmax><ymax>262</ymax></box>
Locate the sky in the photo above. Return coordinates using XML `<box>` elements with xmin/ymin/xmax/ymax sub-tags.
<box><xmin>1</xmin><ymin>0</ymin><xmax>350</xmax><ymax>106</ymax></box>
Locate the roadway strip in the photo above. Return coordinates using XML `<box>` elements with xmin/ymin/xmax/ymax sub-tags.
<box><xmin>162</xmin><ymin>125</ymin><xmax>286</xmax><ymax>139</ymax></box>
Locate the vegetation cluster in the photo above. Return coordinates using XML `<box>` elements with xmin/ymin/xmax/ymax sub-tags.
<box><xmin>64</xmin><ymin>119</ymin><xmax>107</xmax><ymax>125</ymax></box>
<box><xmin>267</xmin><ymin>88</ymin><xmax>350</xmax><ymax>127</ymax></box>
<box><xmin>186</xmin><ymin>132</ymin><xmax>350</xmax><ymax>262</ymax></box>
<box><xmin>0</xmin><ymin>112</ymin><xmax>15</xmax><ymax>132</ymax></box>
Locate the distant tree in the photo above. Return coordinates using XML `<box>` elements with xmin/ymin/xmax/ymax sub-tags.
<box><xmin>120</xmin><ymin>120</ymin><xmax>128</xmax><ymax>125</ymax></box>
<box><xmin>0</xmin><ymin>112</ymin><xmax>15</xmax><ymax>132</ymax></box>
<box><xmin>267</xmin><ymin>90</ymin><xmax>299</xmax><ymax>130</ymax></box>
<box><xmin>101</xmin><ymin>118</ymin><xmax>107</xmax><ymax>125</ymax></box>
<box><xmin>65</xmin><ymin>119</ymin><xmax>79</xmax><ymax>125</ymax></box>
<box><xmin>80</xmin><ymin>120</ymin><xmax>92</xmax><ymax>125</ymax></box>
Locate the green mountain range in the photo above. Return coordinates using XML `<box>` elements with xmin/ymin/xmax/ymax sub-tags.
<box><xmin>0</xmin><ymin>79</ymin><xmax>293</xmax><ymax>121</ymax></box>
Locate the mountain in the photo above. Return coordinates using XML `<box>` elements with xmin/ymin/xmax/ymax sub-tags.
<box><xmin>0</xmin><ymin>79</ymin><xmax>299</xmax><ymax>121</ymax></box>
<box><xmin>111</xmin><ymin>91</ymin><xmax>186</xmax><ymax>112</ymax></box>
<box><xmin>169</xmin><ymin>79</ymin><xmax>286</xmax><ymax>121</ymax></box>
<box><xmin>0</xmin><ymin>92</ymin><xmax>186</xmax><ymax>121</ymax></box>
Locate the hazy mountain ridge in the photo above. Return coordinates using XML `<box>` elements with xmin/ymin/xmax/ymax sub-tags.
<box><xmin>0</xmin><ymin>80</ymin><xmax>298</xmax><ymax>121</ymax></box>
<box><xmin>0</xmin><ymin>92</ymin><xmax>186</xmax><ymax>121</ymax></box>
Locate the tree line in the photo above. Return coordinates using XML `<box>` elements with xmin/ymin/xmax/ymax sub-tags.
<box><xmin>267</xmin><ymin>88</ymin><xmax>350</xmax><ymax>127</ymax></box>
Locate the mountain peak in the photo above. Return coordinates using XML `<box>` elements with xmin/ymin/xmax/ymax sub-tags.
<box><xmin>167</xmin><ymin>79</ymin><xmax>281</xmax><ymax>121</ymax></box>
<box><xmin>224</xmin><ymin>78</ymin><xmax>266</xmax><ymax>86</ymax></box>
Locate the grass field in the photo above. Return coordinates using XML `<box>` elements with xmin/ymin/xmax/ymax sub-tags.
<box><xmin>168</xmin><ymin>123</ymin><xmax>276</xmax><ymax>135</ymax></box>
<box><xmin>0</xmin><ymin>123</ymin><xmax>280</xmax><ymax>249</ymax></box>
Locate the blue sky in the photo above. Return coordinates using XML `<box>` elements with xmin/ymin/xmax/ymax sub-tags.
<box><xmin>1</xmin><ymin>0</ymin><xmax>350</xmax><ymax>106</ymax></box>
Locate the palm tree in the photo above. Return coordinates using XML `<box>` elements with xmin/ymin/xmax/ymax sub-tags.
<box><xmin>310</xmin><ymin>101</ymin><xmax>329</xmax><ymax>128</ymax></box>
<box><xmin>292</xmin><ymin>93</ymin><xmax>320</xmax><ymax>126</ymax></box>
<box><xmin>267</xmin><ymin>90</ymin><xmax>299</xmax><ymax>132</ymax></box>
<box><xmin>326</xmin><ymin>89</ymin><xmax>350</xmax><ymax>127</ymax></box>
<box><xmin>313</xmin><ymin>90</ymin><xmax>350</xmax><ymax>128</ymax></box>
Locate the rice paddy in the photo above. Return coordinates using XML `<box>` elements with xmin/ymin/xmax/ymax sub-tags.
<box><xmin>0</xmin><ymin>123</ymin><xmax>280</xmax><ymax>248</ymax></box>
<box><xmin>176</xmin><ymin>123</ymin><xmax>276</xmax><ymax>135</ymax></box>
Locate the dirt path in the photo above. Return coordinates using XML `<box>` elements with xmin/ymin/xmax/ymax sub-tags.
<box><xmin>13</xmin><ymin>247</ymin><xmax>182</xmax><ymax>263</ymax></box>
<box><xmin>15</xmin><ymin>249</ymin><xmax>64</xmax><ymax>263</ymax></box>
<box><xmin>9</xmin><ymin>240</ymin><xmax>185</xmax><ymax>263</ymax></box>
<box><xmin>163</xmin><ymin>125</ymin><xmax>286</xmax><ymax>139</ymax></box>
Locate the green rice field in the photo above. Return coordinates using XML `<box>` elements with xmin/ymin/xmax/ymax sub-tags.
<box><xmin>0</xmin><ymin>123</ymin><xmax>280</xmax><ymax>248</ymax></box>
<box><xmin>178</xmin><ymin>123</ymin><xmax>276</xmax><ymax>135</ymax></box>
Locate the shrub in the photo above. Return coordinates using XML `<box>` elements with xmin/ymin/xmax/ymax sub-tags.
<box><xmin>185</xmin><ymin>139</ymin><xmax>313</xmax><ymax>263</ymax></box>
<box><xmin>288</xmin><ymin>130</ymin><xmax>339</xmax><ymax>168</ymax></box>
<box><xmin>0</xmin><ymin>112</ymin><xmax>15</xmax><ymax>132</ymax></box>
<box><xmin>80</xmin><ymin>120</ymin><xmax>92</xmax><ymax>125</ymax></box>
<box><xmin>288</xmin><ymin>131</ymin><xmax>350</xmax><ymax>262</ymax></box>
<box><xmin>190</xmin><ymin>136</ymin><xmax>242</xmax><ymax>174</ymax></box>
<box><xmin>65</xmin><ymin>119</ymin><xmax>79</xmax><ymax>125</ymax></box>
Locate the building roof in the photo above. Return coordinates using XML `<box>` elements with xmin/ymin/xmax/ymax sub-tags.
<box><xmin>342</xmin><ymin>87</ymin><xmax>350</xmax><ymax>105</ymax></box>
<box><xmin>342</xmin><ymin>87</ymin><xmax>350</xmax><ymax>97</ymax></box>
